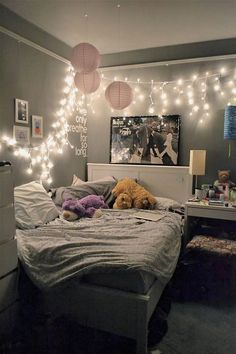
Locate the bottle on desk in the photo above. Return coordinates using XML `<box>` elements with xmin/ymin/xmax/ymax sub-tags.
<box><xmin>224</xmin><ymin>185</ymin><xmax>230</xmax><ymax>201</ymax></box>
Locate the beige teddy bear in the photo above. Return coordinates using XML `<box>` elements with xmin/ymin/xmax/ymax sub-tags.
<box><xmin>112</xmin><ymin>178</ymin><xmax>157</xmax><ymax>209</ymax></box>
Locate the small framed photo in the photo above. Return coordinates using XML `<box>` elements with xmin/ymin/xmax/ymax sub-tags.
<box><xmin>13</xmin><ymin>125</ymin><xmax>30</xmax><ymax>145</ymax></box>
<box><xmin>15</xmin><ymin>99</ymin><xmax>29</xmax><ymax>124</ymax></box>
<box><xmin>32</xmin><ymin>115</ymin><xmax>43</xmax><ymax>138</ymax></box>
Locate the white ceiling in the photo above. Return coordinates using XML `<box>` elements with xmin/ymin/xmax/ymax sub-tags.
<box><xmin>1</xmin><ymin>0</ymin><xmax>236</xmax><ymax>54</ymax></box>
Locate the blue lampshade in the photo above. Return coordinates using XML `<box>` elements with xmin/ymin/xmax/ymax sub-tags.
<box><xmin>224</xmin><ymin>105</ymin><xmax>236</xmax><ymax>140</ymax></box>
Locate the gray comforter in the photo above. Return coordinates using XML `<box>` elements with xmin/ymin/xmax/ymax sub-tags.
<box><xmin>16</xmin><ymin>209</ymin><xmax>182</xmax><ymax>290</ymax></box>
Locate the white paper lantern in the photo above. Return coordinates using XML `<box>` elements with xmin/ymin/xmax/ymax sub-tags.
<box><xmin>71</xmin><ymin>42</ymin><xmax>101</xmax><ymax>73</ymax></box>
<box><xmin>105</xmin><ymin>81</ymin><xmax>133</xmax><ymax>110</ymax></box>
<box><xmin>74</xmin><ymin>70</ymin><xmax>100</xmax><ymax>94</ymax></box>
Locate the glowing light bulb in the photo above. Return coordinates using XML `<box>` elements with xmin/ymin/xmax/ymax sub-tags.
<box><xmin>220</xmin><ymin>67</ymin><xmax>226</xmax><ymax>74</ymax></box>
<box><xmin>188</xmin><ymin>99</ymin><xmax>194</xmax><ymax>105</ymax></box>
<box><xmin>60</xmin><ymin>99</ymin><xmax>66</xmax><ymax>106</ymax></box>
<box><xmin>161</xmin><ymin>92</ymin><xmax>167</xmax><ymax>100</ymax></box>
<box><xmin>65</xmin><ymin>75</ymin><xmax>73</xmax><ymax>85</ymax></box>
<box><xmin>149</xmin><ymin>106</ymin><xmax>155</xmax><ymax>114</ymax></box>
<box><xmin>47</xmin><ymin>177</ymin><xmax>53</xmax><ymax>184</ymax></box>
<box><xmin>187</xmin><ymin>91</ymin><xmax>193</xmax><ymax>98</ymax></box>
<box><xmin>175</xmin><ymin>98</ymin><xmax>181</xmax><ymax>105</ymax></box>
<box><xmin>27</xmin><ymin>168</ymin><xmax>33</xmax><ymax>174</ymax></box>
<box><xmin>163</xmin><ymin>100</ymin><xmax>168</xmax><ymax>106</ymax></box>
<box><xmin>138</xmin><ymin>94</ymin><xmax>144</xmax><ymax>101</ymax></box>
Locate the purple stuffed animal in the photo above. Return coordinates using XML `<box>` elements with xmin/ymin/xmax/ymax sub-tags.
<box><xmin>62</xmin><ymin>195</ymin><xmax>108</xmax><ymax>221</ymax></box>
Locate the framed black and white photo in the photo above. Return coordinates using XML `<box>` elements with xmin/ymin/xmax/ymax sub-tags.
<box><xmin>32</xmin><ymin>115</ymin><xmax>43</xmax><ymax>138</ymax></box>
<box><xmin>110</xmin><ymin>115</ymin><xmax>181</xmax><ymax>165</ymax></box>
<box><xmin>15</xmin><ymin>99</ymin><xmax>29</xmax><ymax>124</ymax></box>
<box><xmin>13</xmin><ymin>125</ymin><xmax>30</xmax><ymax>145</ymax></box>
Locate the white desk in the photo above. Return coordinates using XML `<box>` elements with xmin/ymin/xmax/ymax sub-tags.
<box><xmin>184</xmin><ymin>201</ymin><xmax>236</xmax><ymax>245</ymax></box>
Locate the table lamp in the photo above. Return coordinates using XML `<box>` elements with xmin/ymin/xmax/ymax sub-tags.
<box><xmin>189</xmin><ymin>150</ymin><xmax>206</xmax><ymax>198</ymax></box>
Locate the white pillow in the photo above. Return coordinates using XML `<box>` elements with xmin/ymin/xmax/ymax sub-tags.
<box><xmin>71</xmin><ymin>174</ymin><xmax>116</xmax><ymax>186</ymax></box>
<box><xmin>14</xmin><ymin>181</ymin><xmax>59</xmax><ymax>229</ymax></box>
<box><xmin>155</xmin><ymin>197</ymin><xmax>181</xmax><ymax>210</ymax></box>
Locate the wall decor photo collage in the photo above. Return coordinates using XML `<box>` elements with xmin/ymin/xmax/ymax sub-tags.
<box><xmin>14</xmin><ymin>98</ymin><xmax>43</xmax><ymax>145</ymax></box>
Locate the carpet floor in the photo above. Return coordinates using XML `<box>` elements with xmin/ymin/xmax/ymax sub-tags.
<box><xmin>1</xmin><ymin>300</ymin><xmax>235</xmax><ymax>354</ymax></box>
<box><xmin>154</xmin><ymin>301</ymin><xmax>236</xmax><ymax>354</ymax></box>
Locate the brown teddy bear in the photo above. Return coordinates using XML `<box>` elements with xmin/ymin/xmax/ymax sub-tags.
<box><xmin>214</xmin><ymin>170</ymin><xmax>235</xmax><ymax>189</ymax></box>
<box><xmin>113</xmin><ymin>193</ymin><xmax>132</xmax><ymax>209</ymax></box>
<box><xmin>112</xmin><ymin>177</ymin><xmax>157</xmax><ymax>209</ymax></box>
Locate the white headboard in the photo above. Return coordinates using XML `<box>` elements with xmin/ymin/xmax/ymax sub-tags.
<box><xmin>87</xmin><ymin>163</ymin><xmax>192</xmax><ymax>204</ymax></box>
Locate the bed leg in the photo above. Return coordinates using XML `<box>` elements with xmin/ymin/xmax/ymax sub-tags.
<box><xmin>136</xmin><ymin>332</ymin><xmax>148</xmax><ymax>354</ymax></box>
<box><xmin>135</xmin><ymin>304</ymin><xmax>148</xmax><ymax>354</ymax></box>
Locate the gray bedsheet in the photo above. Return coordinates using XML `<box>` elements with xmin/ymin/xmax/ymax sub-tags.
<box><xmin>16</xmin><ymin>209</ymin><xmax>182</xmax><ymax>290</ymax></box>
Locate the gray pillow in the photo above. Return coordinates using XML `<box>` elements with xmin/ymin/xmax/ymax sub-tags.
<box><xmin>51</xmin><ymin>180</ymin><xmax>117</xmax><ymax>208</ymax></box>
<box><xmin>71</xmin><ymin>174</ymin><xmax>116</xmax><ymax>186</ymax></box>
<box><xmin>155</xmin><ymin>197</ymin><xmax>181</xmax><ymax>210</ymax></box>
<box><xmin>14</xmin><ymin>181</ymin><xmax>59</xmax><ymax>229</ymax></box>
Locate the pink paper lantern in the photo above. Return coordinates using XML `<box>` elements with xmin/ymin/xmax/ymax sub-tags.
<box><xmin>71</xmin><ymin>42</ymin><xmax>101</xmax><ymax>73</ymax></box>
<box><xmin>74</xmin><ymin>70</ymin><xmax>100</xmax><ymax>94</ymax></box>
<box><xmin>105</xmin><ymin>81</ymin><xmax>133</xmax><ymax>110</ymax></box>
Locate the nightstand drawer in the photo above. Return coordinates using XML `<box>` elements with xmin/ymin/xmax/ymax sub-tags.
<box><xmin>0</xmin><ymin>270</ymin><xmax>18</xmax><ymax>312</ymax></box>
<box><xmin>0</xmin><ymin>166</ymin><xmax>14</xmax><ymax>207</ymax></box>
<box><xmin>0</xmin><ymin>204</ymin><xmax>15</xmax><ymax>243</ymax></box>
<box><xmin>0</xmin><ymin>239</ymin><xmax>18</xmax><ymax>278</ymax></box>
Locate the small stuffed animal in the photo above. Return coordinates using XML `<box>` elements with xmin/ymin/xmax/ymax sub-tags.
<box><xmin>112</xmin><ymin>178</ymin><xmax>157</xmax><ymax>210</ymax></box>
<box><xmin>62</xmin><ymin>195</ymin><xmax>108</xmax><ymax>221</ymax></box>
<box><xmin>214</xmin><ymin>170</ymin><xmax>235</xmax><ymax>190</ymax></box>
<box><xmin>113</xmin><ymin>193</ymin><xmax>132</xmax><ymax>209</ymax></box>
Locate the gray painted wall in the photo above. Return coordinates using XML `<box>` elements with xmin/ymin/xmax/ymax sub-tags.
<box><xmin>88</xmin><ymin>59</ymin><xmax>236</xmax><ymax>188</ymax></box>
<box><xmin>0</xmin><ymin>5</ymin><xmax>86</xmax><ymax>187</ymax></box>
<box><xmin>1</xmin><ymin>4</ymin><xmax>236</xmax><ymax>189</ymax></box>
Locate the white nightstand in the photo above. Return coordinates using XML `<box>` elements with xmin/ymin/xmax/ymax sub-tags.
<box><xmin>184</xmin><ymin>201</ymin><xmax>236</xmax><ymax>246</ymax></box>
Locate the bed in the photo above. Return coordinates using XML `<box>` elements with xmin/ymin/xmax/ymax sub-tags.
<box><xmin>15</xmin><ymin>163</ymin><xmax>192</xmax><ymax>354</ymax></box>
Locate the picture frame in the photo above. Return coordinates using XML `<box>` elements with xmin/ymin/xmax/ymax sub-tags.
<box><xmin>32</xmin><ymin>115</ymin><xmax>43</xmax><ymax>138</ymax></box>
<box><xmin>15</xmin><ymin>98</ymin><xmax>29</xmax><ymax>124</ymax></box>
<box><xmin>13</xmin><ymin>125</ymin><xmax>30</xmax><ymax>145</ymax></box>
<box><xmin>110</xmin><ymin>115</ymin><xmax>181</xmax><ymax>166</ymax></box>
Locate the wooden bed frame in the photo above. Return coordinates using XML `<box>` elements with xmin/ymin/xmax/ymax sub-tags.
<box><xmin>42</xmin><ymin>163</ymin><xmax>192</xmax><ymax>354</ymax></box>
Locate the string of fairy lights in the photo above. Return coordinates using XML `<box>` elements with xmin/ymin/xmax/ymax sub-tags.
<box><xmin>1</xmin><ymin>63</ymin><xmax>236</xmax><ymax>184</ymax></box>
